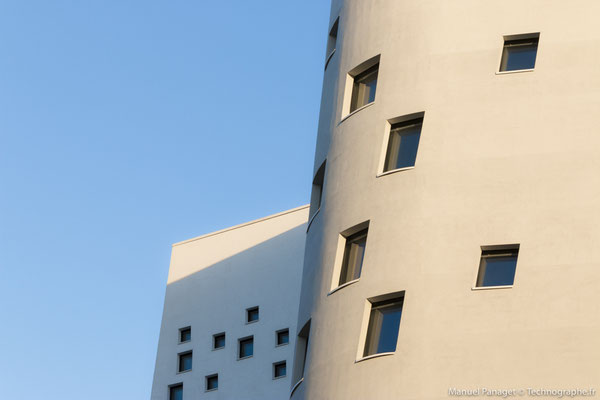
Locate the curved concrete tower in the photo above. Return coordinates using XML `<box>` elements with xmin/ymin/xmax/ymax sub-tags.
<box><xmin>291</xmin><ymin>1</ymin><xmax>600</xmax><ymax>399</ymax></box>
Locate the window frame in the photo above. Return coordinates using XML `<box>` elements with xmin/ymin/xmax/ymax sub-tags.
<box><xmin>291</xmin><ymin>319</ymin><xmax>311</xmax><ymax>393</ymax></box>
<box><xmin>205</xmin><ymin>374</ymin><xmax>219</xmax><ymax>392</ymax></box>
<box><xmin>273</xmin><ymin>360</ymin><xmax>287</xmax><ymax>379</ymax></box>
<box><xmin>276</xmin><ymin>328</ymin><xmax>290</xmax><ymax>347</ymax></box>
<box><xmin>177</xmin><ymin>350</ymin><xmax>193</xmax><ymax>374</ymax></box>
<box><xmin>238</xmin><ymin>335</ymin><xmax>254</xmax><ymax>360</ymax></box>
<box><xmin>497</xmin><ymin>33</ymin><xmax>540</xmax><ymax>74</ymax></box>
<box><xmin>246</xmin><ymin>306</ymin><xmax>259</xmax><ymax>324</ymax></box>
<box><xmin>329</xmin><ymin>221</ymin><xmax>370</xmax><ymax>294</ymax></box>
<box><xmin>168</xmin><ymin>383</ymin><xmax>183</xmax><ymax>400</ymax></box>
<box><xmin>178</xmin><ymin>326</ymin><xmax>191</xmax><ymax>344</ymax></box>
<box><xmin>324</xmin><ymin>17</ymin><xmax>339</xmax><ymax>70</ymax></box>
<box><xmin>212</xmin><ymin>332</ymin><xmax>226</xmax><ymax>350</ymax></box>
<box><xmin>341</xmin><ymin>55</ymin><xmax>381</xmax><ymax>120</ymax></box>
<box><xmin>473</xmin><ymin>244</ymin><xmax>520</xmax><ymax>290</ymax></box>
<box><xmin>356</xmin><ymin>291</ymin><xmax>405</xmax><ymax>362</ymax></box>
<box><xmin>377</xmin><ymin>113</ymin><xmax>425</xmax><ymax>177</ymax></box>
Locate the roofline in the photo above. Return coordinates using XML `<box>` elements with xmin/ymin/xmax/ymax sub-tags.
<box><xmin>172</xmin><ymin>204</ymin><xmax>310</xmax><ymax>247</ymax></box>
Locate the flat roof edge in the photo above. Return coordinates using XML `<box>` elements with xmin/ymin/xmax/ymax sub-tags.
<box><xmin>172</xmin><ymin>204</ymin><xmax>310</xmax><ymax>247</ymax></box>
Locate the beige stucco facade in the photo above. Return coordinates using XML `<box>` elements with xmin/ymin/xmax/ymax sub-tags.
<box><xmin>292</xmin><ymin>1</ymin><xmax>600</xmax><ymax>399</ymax></box>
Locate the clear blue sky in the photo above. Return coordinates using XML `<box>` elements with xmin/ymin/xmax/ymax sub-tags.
<box><xmin>0</xmin><ymin>1</ymin><xmax>330</xmax><ymax>398</ymax></box>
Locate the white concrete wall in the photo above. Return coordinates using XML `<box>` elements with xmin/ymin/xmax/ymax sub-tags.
<box><xmin>151</xmin><ymin>206</ymin><xmax>308</xmax><ymax>400</ymax></box>
<box><xmin>293</xmin><ymin>1</ymin><xmax>600</xmax><ymax>399</ymax></box>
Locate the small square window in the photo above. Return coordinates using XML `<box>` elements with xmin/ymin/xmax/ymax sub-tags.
<box><xmin>500</xmin><ymin>34</ymin><xmax>539</xmax><ymax>72</ymax></box>
<box><xmin>339</xmin><ymin>227</ymin><xmax>368</xmax><ymax>286</ymax></box>
<box><xmin>363</xmin><ymin>295</ymin><xmax>404</xmax><ymax>357</ymax></box>
<box><xmin>213</xmin><ymin>333</ymin><xmax>225</xmax><ymax>350</ymax></box>
<box><xmin>239</xmin><ymin>336</ymin><xmax>254</xmax><ymax>359</ymax></box>
<box><xmin>179</xmin><ymin>327</ymin><xmax>191</xmax><ymax>343</ymax></box>
<box><xmin>169</xmin><ymin>384</ymin><xmax>183</xmax><ymax>400</ymax></box>
<box><xmin>350</xmin><ymin>64</ymin><xmax>379</xmax><ymax>113</ymax></box>
<box><xmin>476</xmin><ymin>245</ymin><xmax>519</xmax><ymax>287</ymax></box>
<box><xmin>246</xmin><ymin>306</ymin><xmax>259</xmax><ymax>323</ymax></box>
<box><xmin>273</xmin><ymin>361</ymin><xmax>287</xmax><ymax>378</ymax></box>
<box><xmin>206</xmin><ymin>374</ymin><xmax>218</xmax><ymax>391</ymax></box>
<box><xmin>276</xmin><ymin>329</ymin><xmax>289</xmax><ymax>346</ymax></box>
<box><xmin>384</xmin><ymin>117</ymin><xmax>423</xmax><ymax>172</ymax></box>
<box><xmin>178</xmin><ymin>351</ymin><xmax>192</xmax><ymax>373</ymax></box>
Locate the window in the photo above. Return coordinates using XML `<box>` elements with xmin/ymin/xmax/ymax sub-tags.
<box><xmin>325</xmin><ymin>18</ymin><xmax>339</xmax><ymax>69</ymax></box>
<box><xmin>363</xmin><ymin>295</ymin><xmax>404</xmax><ymax>357</ymax></box>
<box><xmin>499</xmin><ymin>34</ymin><xmax>539</xmax><ymax>72</ymax></box>
<box><xmin>292</xmin><ymin>320</ymin><xmax>310</xmax><ymax>384</ymax></box>
<box><xmin>169</xmin><ymin>384</ymin><xmax>183</xmax><ymax>400</ymax></box>
<box><xmin>178</xmin><ymin>351</ymin><xmax>192</xmax><ymax>373</ymax></box>
<box><xmin>476</xmin><ymin>245</ymin><xmax>519</xmax><ymax>287</ymax></box>
<box><xmin>206</xmin><ymin>374</ymin><xmax>218</xmax><ymax>391</ymax></box>
<box><xmin>350</xmin><ymin>64</ymin><xmax>378</xmax><ymax>112</ymax></box>
<box><xmin>179</xmin><ymin>327</ymin><xmax>191</xmax><ymax>343</ymax></box>
<box><xmin>273</xmin><ymin>361</ymin><xmax>287</xmax><ymax>378</ymax></box>
<box><xmin>246</xmin><ymin>306</ymin><xmax>259</xmax><ymax>323</ymax></box>
<box><xmin>276</xmin><ymin>329</ymin><xmax>289</xmax><ymax>346</ymax></box>
<box><xmin>239</xmin><ymin>336</ymin><xmax>254</xmax><ymax>359</ymax></box>
<box><xmin>339</xmin><ymin>227</ymin><xmax>368</xmax><ymax>286</ymax></box>
<box><xmin>383</xmin><ymin>117</ymin><xmax>423</xmax><ymax>172</ymax></box>
<box><xmin>213</xmin><ymin>333</ymin><xmax>225</xmax><ymax>350</ymax></box>
<box><xmin>310</xmin><ymin>161</ymin><xmax>326</xmax><ymax>217</ymax></box>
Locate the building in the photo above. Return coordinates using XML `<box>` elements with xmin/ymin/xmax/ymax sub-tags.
<box><xmin>151</xmin><ymin>206</ymin><xmax>308</xmax><ymax>400</ymax></box>
<box><xmin>289</xmin><ymin>0</ymin><xmax>600</xmax><ymax>399</ymax></box>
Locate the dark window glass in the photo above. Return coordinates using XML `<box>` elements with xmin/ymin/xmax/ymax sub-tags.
<box><xmin>277</xmin><ymin>329</ymin><xmax>289</xmax><ymax>346</ymax></box>
<box><xmin>179</xmin><ymin>327</ymin><xmax>191</xmax><ymax>343</ymax></box>
<box><xmin>500</xmin><ymin>37</ymin><xmax>539</xmax><ymax>71</ymax></box>
<box><xmin>350</xmin><ymin>64</ymin><xmax>378</xmax><ymax>112</ymax></box>
<box><xmin>213</xmin><ymin>333</ymin><xmax>225</xmax><ymax>349</ymax></box>
<box><xmin>274</xmin><ymin>361</ymin><xmax>287</xmax><ymax>378</ymax></box>
<box><xmin>239</xmin><ymin>337</ymin><xmax>254</xmax><ymax>359</ymax></box>
<box><xmin>247</xmin><ymin>307</ymin><xmax>259</xmax><ymax>323</ymax></box>
<box><xmin>325</xmin><ymin>18</ymin><xmax>339</xmax><ymax>70</ymax></box>
<box><xmin>206</xmin><ymin>375</ymin><xmax>218</xmax><ymax>391</ymax></box>
<box><xmin>169</xmin><ymin>384</ymin><xmax>183</xmax><ymax>400</ymax></box>
<box><xmin>476</xmin><ymin>246</ymin><xmax>519</xmax><ymax>287</ymax></box>
<box><xmin>178</xmin><ymin>352</ymin><xmax>192</xmax><ymax>372</ymax></box>
<box><xmin>363</xmin><ymin>297</ymin><xmax>404</xmax><ymax>357</ymax></box>
<box><xmin>384</xmin><ymin>118</ymin><xmax>423</xmax><ymax>171</ymax></box>
<box><xmin>339</xmin><ymin>228</ymin><xmax>368</xmax><ymax>286</ymax></box>
<box><xmin>311</xmin><ymin>161</ymin><xmax>326</xmax><ymax>213</ymax></box>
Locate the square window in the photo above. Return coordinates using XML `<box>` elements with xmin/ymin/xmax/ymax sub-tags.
<box><xmin>206</xmin><ymin>374</ymin><xmax>218</xmax><ymax>391</ymax></box>
<box><xmin>276</xmin><ymin>329</ymin><xmax>289</xmax><ymax>346</ymax></box>
<box><xmin>273</xmin><ymin>361</ymin><xmax>287</xmax><ymax>378</ymax></box>
<box><xmin>179</xmin><ymin>327</ymin><xmax>191</xmax><ymax>343</ymax></box>
<box><xmin>363</xmin><ymin>296</ymin><xmax>404</xmax><ymax>357</ymax></box>
<box><xmin>500</xmin><ymin>34</ymin><xmax>539</xmax><ymax>72</ymax></box>
<box><xmin>169</xmin><ymin>384</ymin><xmax>183</xmax><ymax>400</ymax></box>
<box><xmin>476</xmin><ymin>245</ymin><xmax>519</xmax><ymax>287</ymax></box>
<box><xmin>239</xmin><ymin>336</ymin><xmax>254</xmax><ymax>359</ymax></box>
<box><xmin>213</xmin><ymin>333</ymin><xmax>225</xmax><ymax>350</ymax></box>
<box><xmin>178</xmin><ymin>351</ymin><xmax>192</xmax><ymax>373</ymax></box>
<box><xmin>384</xmin><ymin>117</ymin><xmax>423</xmax><ymax>172</ymax></box>
<box><xmin>350</xmin><ymin>63</ymin><xmax>379</xmax><ymax>113</ymax></box>
<box><xmin>246</xmin><ymin>306</ymin><xmax>259</xmax><ymax>323</ymax></box>
<box><xmin>339</xmin><ymin>227</ymin><xmax>368</xmax><ymax>286</ymax></box>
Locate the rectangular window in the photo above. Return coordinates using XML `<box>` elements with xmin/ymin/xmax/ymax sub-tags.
<box><xmin>239</xmin><ymin>336</ymin><xmax>254</xmax><ymax>359</ymax></box>
<box><xmin>169</xmin><ymin>384</ymin><xmax>183</xmax><ymax>400</ymax></box>
<box><xmin>476</xmin><ymin>245</ymin><xmax>519</xmax><ymax>287</ymax></box>
<box><xmin>325</xmin><ymin>18</ymin><xmax>339</xmax><ymax>70</ymax></box>
<box><xmin>246</xmin><ymin>306</ymin><xmax>259</xmax><ymax>323</ymax></box>
<box><xmin>206</xmin><ymin>374</ymin><xmax>218</xmax><ymax>391</ymax></box>
<box><xmin>273</xmin><ymin>361</ymin><xmax>287</xmax><ymax>378</ymax></box>
<box><xmin>213</xmin><ymin>333</ymin><xmax>225</xmax><ymax>350</ymax></box>
<box><xmin>339</xmin><ymin>228</ymin><xmax>368</xmax><ymax>286</ymax></box>
<box><xmin>310</xmin><ymin>161</ymin><xmax>326</xmax><ymax>217</ymax></box>
<box><xmin>500</xmin><ymin>34</ymin><xmax>539</xmax><ymax>72</ymax></box>
<box><xmin>292</xmin><ymin>320</ymin><xmax>310</xmax><ymax>384</ymax></box>
<box><xmin>384</xmin><ymin>118</ymin><xmax>423</xmax><ymax>172</ymax></box>
<box><xmin>276</xmin><ymin>329</ymin><xmax>289</xmax><ymax>346</ymax></box>
<box><xmin>178</xmin><ymin>351</ymin><xmax>192</xmax><ymax>373</ymax></box>
<box><xmin>350</xmin><ymin>63</ymin><xmax>379</xmax><ymax>113</ymax></box>
<box><xmin>363</xmin><ymin>296</ymin><xmax>404</xmax><ymax>357</ymax></box>
<box><xmin>179</xmin><ymin>327</ymin><xmax>191</xmax><ymax>343</ymax></box>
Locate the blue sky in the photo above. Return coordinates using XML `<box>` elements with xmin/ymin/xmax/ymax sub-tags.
<box><xmin>0</xmin><ymin>1</ymin><xmax>330</xmax><ymax>398</ymax></box>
